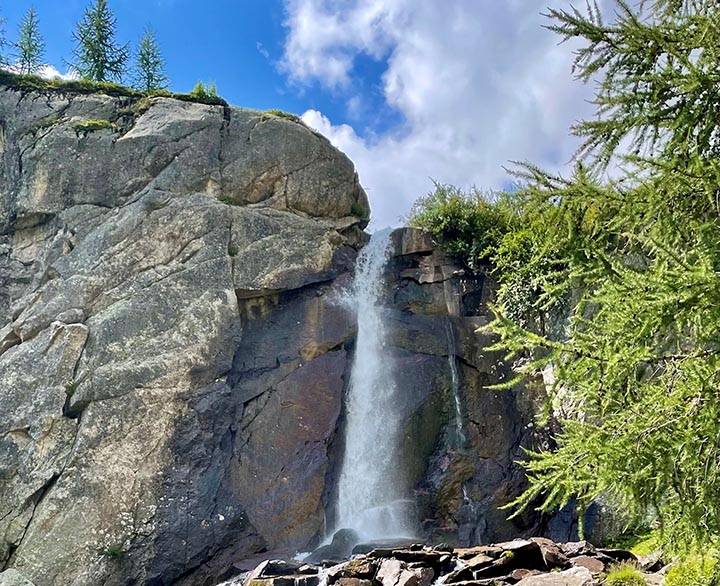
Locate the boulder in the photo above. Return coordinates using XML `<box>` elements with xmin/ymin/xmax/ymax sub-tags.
<box><xmin>515</xmin><ymin>567</ymin><xmax>594</xmax><ymax>585</ymax></box>
<box><xmin>304</xmin><ymin>529</ymin><xmax>361</xmax><ymax>564</ymax></box>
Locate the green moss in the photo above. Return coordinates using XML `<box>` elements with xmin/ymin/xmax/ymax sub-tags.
<box><xmin>0</xmin><ymin>70</ymin><xmax>141</xmax><ymax>98</ymax></box>
<box><xmin>217</xmin><ymin>195</ymin><xmax>237</xmax><ymax>206</ymax></box>
<box><xmin>0</xmin><ymin>70</ymin><xmax>228</xmax><ymax>107</ymax></box>
<box><xmin>350</xmin><ymin>200</ymin><xmax>369</xmax><ymax>219</ymax></box>
<box><xmin>609</xmin><ymin>530</ymin><xmax>661</xmax><ymax>556</ymax></box>
<box><xmin>64</xmin><ymin>379</ymin><xmax>78</xmax><ymax>397</ymax></box>
<box><xmin>72</xmin><ymin>119</ymin><xmax>116</xmax><ymax>133</ymax></box>
<box><xmin>605</xmin><ymin>564</ymin><xmax>646</xmax><ymax>586</ymax></box>
<box><xmin>500</xmin><ymin>550</ymin><xmax>515</xmax><ymax>560</ymax></box>
<box><xmin>228</xmin><ymin>243</ymin><xmax>239</xmax><ymax>257</ymax></box>
<box><xmin>101</xmin><ymin>543</ymin><xmax>125</xmax><ymax>559</ymax></box>
<box><xmin>262</xmin><ymin>108</ymin><xmax>302</xmax><ymax>123</ymax></box>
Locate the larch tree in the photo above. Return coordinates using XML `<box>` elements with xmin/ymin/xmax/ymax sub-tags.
<box><xmin>489</xmin><ymin>0</ymin><xmax>720</xmax><ymax>554</ymax></box>
<box><xmin>134</xmin><ymin>27</ymin><xmax>168</xmax><ymax>92</ymax></box>
<box><xmin>16</xmin><ymin>6</ymin><xmax>45</xmax><ymax>75</ymax></box>
<box><xmin>71</xmin><ymin>0</ymin><xmax>129</xmax><ymax>82</ymax></box>
<box><xmin>410</xmin><ymin>0</ymin><xmax>720</xmax><ymax>559</ymax></box>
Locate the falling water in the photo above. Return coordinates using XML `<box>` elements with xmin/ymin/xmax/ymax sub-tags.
<box><xmin>334</xmin><ymin>229</ymin><xmax>416</xmax><ymax>541</ymax></box>
<box><xmin>445</xmin><ymin>320</ymin><xmax>467</xmax><ymax>450</ymax></box>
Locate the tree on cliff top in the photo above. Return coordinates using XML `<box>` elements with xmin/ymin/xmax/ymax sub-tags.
<box><xmin>71</xmin><ymin>0</ymin><xmax>129</xmax><ymax>82</ymax></box>
<box><xmin>16</xmin><ymin>6</ymin><xmax>45</xmax><ymax>75</ymax></box>
<box><xmin>133</xmin><ymin>27</ymin><xmax>168</xmax><ymax>93</ymax></box>
<box><xmin>0</xmin><ymin>10</ymin><xmax>8</xmax><ymax>68</ymax></box>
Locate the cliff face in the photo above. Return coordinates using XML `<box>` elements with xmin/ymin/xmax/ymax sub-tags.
<box><xmin>0</xmin><ymin>86</ymin><xmax>367</xmax><ymax>586</ymax></box>
<box><xmin>0</xmin><ymin>85</ymin><xmax>571</xmax><ymax>586</ymax></box>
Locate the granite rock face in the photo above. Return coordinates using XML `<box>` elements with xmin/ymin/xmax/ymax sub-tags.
<box><xmin>376</xmin><ymin>228</ymin><xmax>561</xmax><ymax>545</ymax></box>
<box><xmin>0</xmin><ymin>85</ymin><xmax>366</xmax><ymax>586</ymax></box>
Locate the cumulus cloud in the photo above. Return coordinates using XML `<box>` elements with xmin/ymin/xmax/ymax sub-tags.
<box><xmin>282</xmin><ymin>0</ymin><xmax>604</xmax><ymax>227</ymax></box>
<box><xmin>7</xmin><ymin>63</ymin><xmax>78</xmax><ymax>81</ymax></box>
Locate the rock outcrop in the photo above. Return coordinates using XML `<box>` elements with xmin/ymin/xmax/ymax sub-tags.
<box><xmin>0</xmin><ymin>84</ymin><xmax>367</xmax><ymax>586</ymax></box>
<box><xmin>237</xmin><ymin>539</ymin><xmax>667</xmax><ymax>586</ymax></box>
<box><xmin>2</xmin><ymin>82</ymin><xmax>582</xmax><ymax>586</ymax></box>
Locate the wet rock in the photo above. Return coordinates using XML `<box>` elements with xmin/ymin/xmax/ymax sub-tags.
<box><xmin>305</xmin><ymin>529</ymin><xmax>361</xmax><ymax>564</ymax></box>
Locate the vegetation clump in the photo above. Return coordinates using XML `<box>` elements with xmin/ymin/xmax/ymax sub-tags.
<box><xmin>263</xmin><ymin>109</ymin><xmax>302</xmax><ymax>123</ymax></box>
<box><xmin>605</xmin><ymin>564</ymin><xmax>646</xmax><ymax>586</ymax></box>
<box><xmin>72</xmin><ymin>118</ymin><xmax>116</xmax><ymax>133</ymax></box>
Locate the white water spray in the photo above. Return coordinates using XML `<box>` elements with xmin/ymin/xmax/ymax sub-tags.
<box><xmin>334</xmin><ymin>230</ymin><xmax>416</xmax><ymax>541</ymax></box>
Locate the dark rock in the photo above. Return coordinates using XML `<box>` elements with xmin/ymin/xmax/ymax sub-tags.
<box><xmin>304</xmin><ymin>529</ymin><xmax>361</xmax><ymax>564</ymax></box>
<box><xmin>596</xmin><ymin>548</ymin><xmax>637</xmax><ymax>563</ymax></box>
<box><xmin>570</xmin><ymin>556</ymin><xmax>605</xmax><ymax>575</ymax></box>
<box><xmin>638</xmin><ymin>551</ymin><xmax>664</xmax><ymax>573</ymax></box>
<box><xmin>529</xmin><ymin>538</ymin><xmax>569</xmax><ymax>568</ymax></box>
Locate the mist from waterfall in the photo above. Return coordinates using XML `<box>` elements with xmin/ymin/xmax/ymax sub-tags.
<box><xmin>334</xmin><ymin>229</ymin><xmax>416</xmax><ymax>541</ymax></box>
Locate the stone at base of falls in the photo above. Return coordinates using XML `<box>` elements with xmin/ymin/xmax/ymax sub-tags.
<box><xmin>0</xmin><ymin>570</ymin><xmax>35</xmax><ymax>586</ymax></box>
<box><xmin>304</xmin><ymin>529</ymin><xmax>361</xmax><ymax>564</ymax></box>
<box><xmin>240</xmin><ymin>538</ymin><xmax>667</xmax><ymax>586</ymax></box>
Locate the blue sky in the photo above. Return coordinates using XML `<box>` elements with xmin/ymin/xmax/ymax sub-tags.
<box><xmin>1</xmin><ymin>0</ymin><xmax>601</xmax><ymax>227</ymax></box>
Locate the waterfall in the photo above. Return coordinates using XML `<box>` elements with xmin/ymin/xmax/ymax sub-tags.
<box><xmin>444</xmin><ymin>320</ymin><xmax>467</xmax><ymax>450</ymax></box>
<box><xmin>334</xmin><ymin>229</ymin><xmax>416</xmax><ymax>541</ymax></box>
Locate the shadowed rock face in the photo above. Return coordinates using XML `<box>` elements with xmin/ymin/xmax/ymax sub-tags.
<box><xmin>0</xmin><ymin>85</ymin><xmax>366</xmax><ymax>586</ymax></box>
<box><xmin>378</xmin><ymin>228</ymin><xmax>565</xmax><ymax>546</ymax></box>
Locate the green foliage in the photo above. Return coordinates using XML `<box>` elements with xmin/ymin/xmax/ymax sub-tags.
<box><xmin>100</xmin><ymin>543</ymin><xmax>125</xmax><ymax>559</ymax></box>
<box><xmin>609</xmin><ymin>530</ymin><xmax>661</xmax><ymax>557</ymax></box>
<box><xmin>16</xmin><ymin>6</ymin><xmax>45</xmax><ymax>75</ymax></box>
<box><xmin>72</xmin><ymin>0</ymin><xmax>129</xmax><ymax>82</ymax></box>
<box><xmin>72</xmin><ymin>118</ymin><xmax>116</xmax><ymax>133</ymax></box>
<box><xmin>64</xmin><ymin>379</ymin><xmax>78</xmax><ymax>397</ymax></box>
<box><xmin>133</xmin><ymin>27</ymin><xmax>168</xmax><ymax>93</ymax></box>
<box><xmin>605</xmin><ymin>564</ymin><xmax>646</xmax><ymax>586</ymax></box>
<box><xmin>0</xmin><ymin>10</ymin><xmax>8</xmax><ymax>68</ymax></box>
<box><xmin>398</xmin><ymin>0</ymin><xmax>720</xmax><ymax>554</ymax></box>
<box><xmin>482</xmin><ymin>0</ymin><xmax>720</xmax><ymax>553</ymax></box>
<box><xmin>409</xmin><ymin>182</ymin><xmax>517</xmax><ymax>269</ymax></box>
<box><xmin>168</xmin><ymin>81</ymin><xmax>227</xmax><ymax>106</ymax></box>
<box><xmin>263</xmin><ymin>108</ymin><xmax>301</xmax><ymax>123</ymax></box>
<box><xmin>666</xmin><ymin>552</ymin><xmax>718</xmax><ymax>586</ymax></box>
<box><xmin>350</xmin><ymin>200</ymin><xmax>369</xmax><ymax>219</ymax></box>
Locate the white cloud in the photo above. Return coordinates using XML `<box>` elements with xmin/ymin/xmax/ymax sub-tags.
<box><xmin>7</xmin><ymin>63</ymin><xmax>78</xmax><ymax>81</ymax></box>
<box><xmin>283</xmin><ymin>0</ymin><xmax>604</xmax><ymax>228</ymax></box>
<box><xmin>37</xmin><ymin>65</ymin><xmax>78</xmax><ymax>81</ymax></box>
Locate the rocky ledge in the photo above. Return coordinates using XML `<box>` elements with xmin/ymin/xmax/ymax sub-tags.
<box><xmin>231</xmin><ymin>538</ymin><xmax>666</xmax><ymax>586</ymax></box>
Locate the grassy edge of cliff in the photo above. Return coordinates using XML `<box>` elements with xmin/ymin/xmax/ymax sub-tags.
<box><xmin>0</xmin><ymin>70</ymin><xmax>229</xmax><ymax>107</ymax></box>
